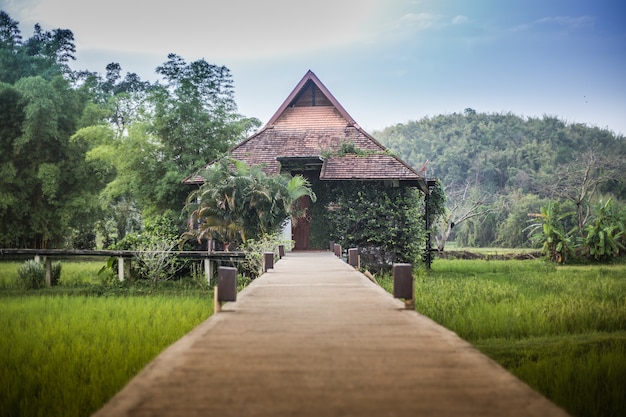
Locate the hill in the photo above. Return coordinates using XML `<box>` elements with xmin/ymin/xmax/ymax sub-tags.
<box><xmin>373</xmin><ymin>109</ymin><xmax>626</xmax><ymax>247</ymax></box>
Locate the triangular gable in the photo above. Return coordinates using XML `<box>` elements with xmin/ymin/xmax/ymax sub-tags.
<box><xmin>266</xmin><ymin>70</ymin><xmax>357</xmax><ymax>127</ymax></box>
<box><xmin>183</xmin><ymin>70</ymin><xmax>427</xmax><ymax>193</ymax></box>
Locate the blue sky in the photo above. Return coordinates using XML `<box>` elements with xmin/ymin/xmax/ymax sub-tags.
<box><xmin>2</xmin><ymin>0</ymin><xmax>625</xmax><ymax>135</ymax></box>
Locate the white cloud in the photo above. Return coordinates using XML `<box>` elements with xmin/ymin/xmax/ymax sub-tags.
<box><xmin>451</xmin><ymin>15</ymin><xmax>468</xmax><ymax>25</ymax></box>
<box><xmin>534</xmin><ymin>16</ymin><xmax>595</xmax><ymax>29</ymax></box>
<box><xmin>5</xmin><ymin>0</ymin><xmax>385</xmax><ymax>60</ymax></box>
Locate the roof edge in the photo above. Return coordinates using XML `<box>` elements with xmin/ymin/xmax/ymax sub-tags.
<box><xmin>265</xmin><ymin>70</ymin><xmax>357</xmax><ymax>127</ymax></box>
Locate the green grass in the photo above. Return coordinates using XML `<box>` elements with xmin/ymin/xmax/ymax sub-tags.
<box><xmin>0</xmin><ymin>260</ymin><xmax>103</xmax><ymax>288</ymax></box>
<box><xmin>377</xmin><ymin>259</ymin><xmax>626</xmax><ymax>417</ymax></box>
<box><xmin>0</xmin><ymin>294</ymin><xmax>212</xmax><ymax>417</ymax></box>
<box><xmin>0</xmin><ymin>259</ymin><xmax>214</xmax><ymax>417</ymax></box>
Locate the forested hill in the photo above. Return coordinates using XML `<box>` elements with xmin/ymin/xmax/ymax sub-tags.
<box><xmin>373</xmin><ymin>109</ymin><xmax>626</xmax><ymax>198</ymax></box>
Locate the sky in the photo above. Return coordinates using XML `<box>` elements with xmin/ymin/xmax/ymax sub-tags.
<box><xmin>2</xmin><ymin>0</ymin><xmax>625</xmax><ymax>135</ymax></box>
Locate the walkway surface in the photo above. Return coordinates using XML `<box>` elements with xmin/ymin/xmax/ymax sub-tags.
<box><xmin>93</xmin><ymin>251</ymin><xmax>570</xmax><ymax>417</ymax></box>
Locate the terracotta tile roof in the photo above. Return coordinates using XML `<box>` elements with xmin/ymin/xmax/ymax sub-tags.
<box><xmin>184</xmin><ymin>71</ymin><xmax>426</xmax><ymax>192</ymax></box>
<box><xmin>321</xmin><ymin>154</ymin><xmax>421</xmax><ymax>181</ymax></box>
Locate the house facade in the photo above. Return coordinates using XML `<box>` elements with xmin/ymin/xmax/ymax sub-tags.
<box><xmin>185</xmin><ymin>70</ymin><xmax>427</xmax><ymax>251</ymax></box>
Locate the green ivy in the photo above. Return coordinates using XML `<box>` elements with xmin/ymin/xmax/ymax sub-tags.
<box><xmin>323</xmin><ymin>181</ymin><xmax>426</xmax><ymax>270</ymax></box>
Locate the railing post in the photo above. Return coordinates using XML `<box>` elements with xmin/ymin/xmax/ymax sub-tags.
<box><xmin>204</xmin><ymin>258</ymin><xmax>214</xmax><ymax>285</ymax></box>
<box><xmin>278</xmin><ymin>244</ymin><xmax>285</xmax><ymax>259</ymax></box>
<box><xmin>264</xmin><ymin>252</ymin><xmax>274</xmax><ymax>272</ymax></box>
<box><xmin>118</xmin><ymin>257</ymin><xmax>125</xmax><ymax>281</ymax></box>
<box><xmin>333</xmin><ymin>243</ymin><xmax>342</xmax><ymax>258</ymax></box>
<box><xmin>348</xmin><ymin>248</ymin><xmax>359</xmax><ymax>269</ymax></box>
<box><xmin>393</xmin><ymin>263</ymin><xmax>414</xmax><ymax>310</ymax></box>
<box><xmin>215</xmin><ymin>266</ymin><xmax>237</xmax><ymax>313</ymax></box>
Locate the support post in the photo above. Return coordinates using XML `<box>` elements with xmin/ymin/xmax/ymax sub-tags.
<box><xmin>204</xmin><ymin>258</ymin><xmax>214</xmax><ymax>285</ymax></box>
<box><xmin>45</xmin><ymin>257</ymin><xmax>52</xmax><ymax>287</ymax></box>
<box><xmin>348</xmin><ymin>248</ymin><xmax>359</xmax><ymax>269</ymax></box>
<box><xmin>329</xmin><ymin>241</ymin><xmax>335</xmax><ymax>252</ymax></box>
<box><xmin>393</xmin><ymin>263</ymin><xmax>414</xmax><ymax>309</ymax></box>
<box><xmin>264</xmin><ymin>252</ymin><xmax>274</xmax><ymax>272</ymax></box>
<box><xmin>118</xmin><ymin>257</ymin><xmax>125</xmax><ymax>281</ymax></box>
<box><xmin>278</xmin><ymin>244</ymin><xmax>285</xmax><ymax>259</ymax></box>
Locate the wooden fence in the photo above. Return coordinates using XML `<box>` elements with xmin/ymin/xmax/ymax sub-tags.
<box><xmin>0</xmin><ymin>249</ymin><xmax>246</xmax><ymax>286</ymax></box>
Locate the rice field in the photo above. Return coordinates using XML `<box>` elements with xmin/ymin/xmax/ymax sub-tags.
<box><xmin>378</xmin><ymin>259</ymin><xmax>626</xmax><ymax>417</ymax></box>
<box><xmin>0</xmin><ymin>258</ymin><xmax>213</xmax><ymax>417</ymax></box>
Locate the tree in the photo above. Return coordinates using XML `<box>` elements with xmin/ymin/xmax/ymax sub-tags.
<box><xmin>544</xmin><ymin>148</ymin><xmax>623</xmax><ymax>233</ymax></box>
<box><xmin>183</xmin><ymin>158</ymin><xmax>315</xmax><ymax>249</ymax></box>
<box><xmin>526</xmin><ymin>202</ymin><xmax>575</xmax><ymax>263</ymax></box>
<box><xmin>147</xmin><ymin>54</ymin><xmax>261</xmax><ymax>215</ymax></box>
<box><xmin>434</xmin><ymin>181</ymin><xmax>496</xmax><ymax>251</ymax></box>
<box><xmin>0</xmin><ymin>76</ymin><xmax>111</xmax><ymax>248</ymax></box>
<box><xmin>583</xmin><ymin>199</ymin><xmax>624</xmax><ymax>261</ymax></box>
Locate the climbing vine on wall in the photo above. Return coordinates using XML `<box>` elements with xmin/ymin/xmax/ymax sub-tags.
<box><xmin>322</xmin><ymin>181</ymin><xmax>426</xmax><ymax>270</ymax></box>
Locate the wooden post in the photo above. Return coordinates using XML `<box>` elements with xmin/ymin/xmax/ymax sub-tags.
<box><xmin>333</xmin><ymin>243</ymin><xmax>342</xmax><ymax>258</ymax></box>
<box><xmin>329</xmin><ymin>241</ymin><xmax>335</xmax><ymax>252</ymax></box>
<box><xmin>45</xmin><ymin>257</ymin><xmax>52</xmax><ymax>287</ymax></box>
<box><xmin>348</xmin><ymin>248</ymin><xmax>359</xmax><ymax>269</ymax></box>
<box><xmin>214</xmin><ymin>285</ymin><xmax>221</xmax><ymax>313</ymax></box>
<box><xmin>215</xmin><ymin>266</ymin><xmax>237</xmax><ymax>313</ymax></box>
<box><xmin>118</xmin><ymin>257</ymin><xmax>125</xmax><ymax>281</ymax></box>
<box><xmin>204</xmin><ymin>258</ymin><xmax>214</xmax><ymax>285</ymax></box>
<box><xmin>264</xmin><ymin>252</ymin><xmax>274</xmax><ymax>272</ymax></box>
<box><xmin>393</xmin><ymin>263</ymin><xmax>414</xmax><ymax>309</ymax></box>
<box><xmin>278</xmin><ymin>244</ymin><xmax>285</xmax><ymax>259</ymax></box>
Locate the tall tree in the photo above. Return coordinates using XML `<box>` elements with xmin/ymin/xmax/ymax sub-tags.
<box><xmin>0</xmin><ymin>75</ymin><xmax>111</xmax><ymax>248</ymax></box>
<box><xmin>145</xmin><ymin>54</ymin><xmax>260</xmax><ymax>215</ymax></box>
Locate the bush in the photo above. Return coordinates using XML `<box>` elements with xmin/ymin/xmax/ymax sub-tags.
<box><xmin>239</xmin><ymin>233</ymin><xmax>293</xmax><ymax>278</ymax></box>
<box><xmin>51</xmin><ymin>261</ymin><xmax>62</xmax><ymax>286</ymax></box>
<box><xmin>17</xmin><ymin>260</ymin><xmax>45</xmax><ymax>289</ymax></box>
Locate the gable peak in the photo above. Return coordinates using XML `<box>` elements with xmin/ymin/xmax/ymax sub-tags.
<box><xmin>266</xmin><ymin>70</ymin><xmax>357</xmax><ymax>127</ymax></box>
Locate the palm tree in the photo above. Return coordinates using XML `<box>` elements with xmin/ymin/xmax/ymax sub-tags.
<box><xmin>183</xmin><ymin>157</ymin><xmax>316</xmax><ymax>250</ymax></box>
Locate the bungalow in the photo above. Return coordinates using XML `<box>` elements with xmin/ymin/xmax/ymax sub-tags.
<box><xmin>185</xmin><ymin>70</ymin><xmax>429</xmax><ymax>254</ymax></box>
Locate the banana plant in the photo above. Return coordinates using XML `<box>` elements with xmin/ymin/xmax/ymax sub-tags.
<box><xmin>526</xmin><ymin>202</ymin><xmax>575</xmax><ymax>263</ymax></box>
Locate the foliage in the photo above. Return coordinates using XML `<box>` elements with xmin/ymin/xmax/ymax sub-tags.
<box><xmin>583</xmin><ymin>199</ymin><xmax>625</xmax><ymax>261</ymax></box>
<box><xmin>239</xmin><ymin>233</ymin><xmax>293</xmax><ymax>278</ymax></box>
<box><xmin>324</xmin><ymin>181</ymin><xmax>425</xmax><ymax>269</ymax></box>
<box><xmin>526</xmin><ymin>202</ymin><xmax>575</xmax><ymax>263</ymax></box>
<box><xmin>16</xmin><ymin>259</ymin><xmax>45</xmax><ymax>289</ymax></box>
<box><xmin>109</xmin><ymin>213</ymin><xmax>185</xmax><ymax>283</ymax></box>
<box><xmin>374</xmin><ymin>111</ymin><xmax>626</xmax><ymax>248</ymax></box>
<box><xmin>1</xmin><ymin>11</ymin><xmax>261</xmax><ymax>249</ymax></box>
<box><xmin>183</xmin><ymin>158</ymin><xmax>315</xmax><ymax>248</ymax></box>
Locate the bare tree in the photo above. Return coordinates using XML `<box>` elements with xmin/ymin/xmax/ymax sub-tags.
<box><xmin>435</xmin><ymin>181</ymin><xmax>497</xmax><ymax>251</ymax></box>
<box><xmin>545</xmin><ymin>148</ymin><xmax>622</xmax><ymax>232</ymax></box>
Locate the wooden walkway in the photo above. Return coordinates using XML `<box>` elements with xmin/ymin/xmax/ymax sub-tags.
<box><xmin>93</xmin><ymin>251</ymin><xmax>569</xmax><ymax>417</ymax></box>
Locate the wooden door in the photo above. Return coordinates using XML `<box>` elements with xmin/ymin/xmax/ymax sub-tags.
<box><xmin>292</xmin><ymin>196</ymin><xmax>311</xmax><ymax>250</ymax></box>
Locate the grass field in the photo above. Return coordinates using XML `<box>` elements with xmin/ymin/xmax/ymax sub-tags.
<box><xmin>2</xmin><ymin>258</ymin><xmax>625</xmax><ymax>417</ymax></box>
<box><xmin>0</xmin><ymin>259</ymin><xmax>213</xmax><ymax>417</ymax></box>
<box><xmin>378</xmin><ymin>259</ymin><xmax>626</xmax><ymax>417</ymax></box>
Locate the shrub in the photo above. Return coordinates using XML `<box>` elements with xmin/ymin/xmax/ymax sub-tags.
<box><xmin>239</xmin><ymin>233</ymin><xmax>292</xmax><ymax>278</ymax></box>
<box><xmin>51</xmin><ymin>261</ymin><xmax>62</xmax><ymax>286</ymax></box>
<box><xmin>17</xmin><ymin>260</ymin><xmax>45</xmax><ymax>289</ymax></box>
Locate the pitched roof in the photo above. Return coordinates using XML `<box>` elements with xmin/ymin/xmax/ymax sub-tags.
<box><xmin>184</xmin><ymin>70</ymin><xmax>426</xmax><ymax>192</ymax></box>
